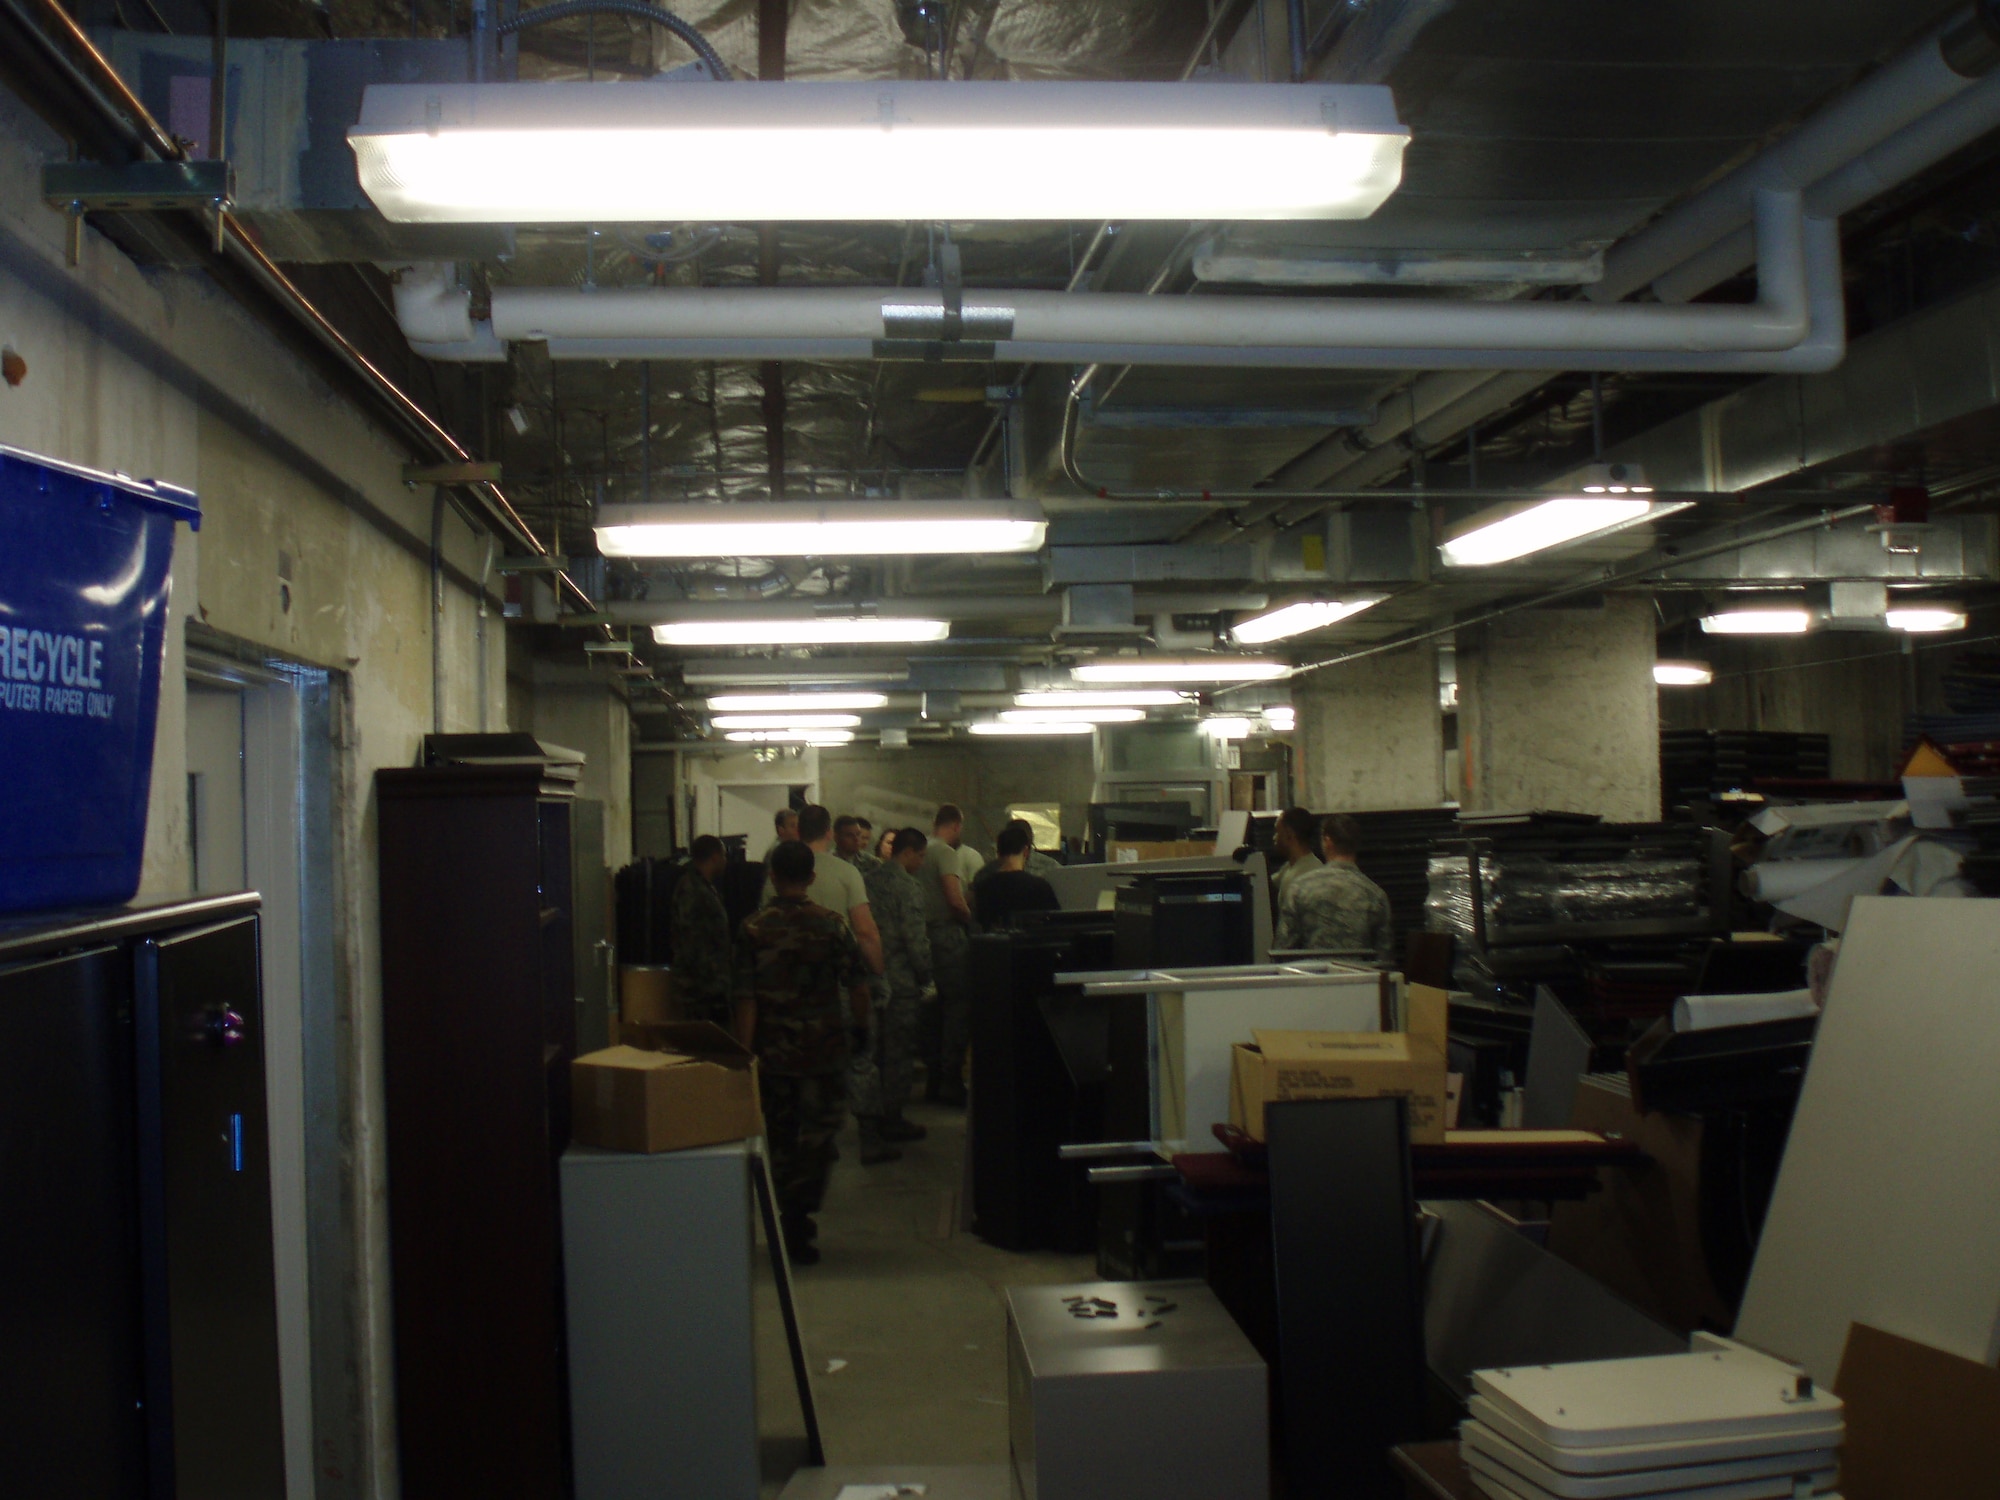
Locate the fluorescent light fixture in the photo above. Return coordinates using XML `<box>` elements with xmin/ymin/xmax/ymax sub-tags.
<box><xmin>1700</xmin><ymin>609</ymin><xmax>1812</xmax><ymax>635</ymax></box>
<box><xmin>597</xmin><ymin>500</ymin><xmax>1045</xmax><ymax>559</ymax></box>
<box><xmin>968</xmin><ymin>720</ymin><xmax>1096</xmax><ymax>737</ymax></box>
<box><xmin>1201</xmin><ymin>717</ymin><xmax>1254</xmax><ymax>740</ymax></box>
<box><xmin>705</xmin><ymin>693</ymin><xmax>889</xmax><ymax>712</ymax></box>
<box><xmin>350</xmin><ymin>81</ymin><xmax>1410</xmax><ymax>224</ymax></box>
<box><xmin>1071</xmin><ymin>657</ymin><xmax>1288</xmax><ymax>684</ymax></box>
<box><xmin>1264</xmin><ymin>705</ymin><xmax>1296</xmax><ymax>731</ymax></box>
<box><xmin>1887</xmin><ymin>607</ymin><xmax>1968</xmax><ymax>633</ymax></box>
<box><xmin>1230</xmin><ymin>598</ymin><xmax>1379</xmax><ymax>644</ymax></box>
<box><xmin>1653</xmin><ymin>660</ymin><xmax>1714</xmax><ymax>687</ymax></box>
<box><xmin>653</xmin><ymin>618</ymin><xmax>950</xmax><ymax>647</ymax></box>
<box><xmin>682</xmin><ymin>659</ymin><xmax>908</xmax><ymax>685</ymax></box>
<box><xmin>711</xmin><ymin>714</ymin><xmax>862</xmax><ymax>730</ymax></box>
<box><xmin>1440</xmin><ymin>498</ymin><xmax>1669</xmax><ymax>568</ymax></box>
<box><xmin>1013</xmin><ymin>690</ymin><xmax>1190</xmax><ymax>708</ymax></box>
<box><xmin>999</xmin><ymin>707</ymin><xmax>1145</xmax><ymax>725</ymax></box>
<box><xmin>724</xmin><ymin>729</ymin><xmax>855</xmax><ymax>745</ymax></box>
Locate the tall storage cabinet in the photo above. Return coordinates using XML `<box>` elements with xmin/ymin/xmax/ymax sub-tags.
<box><xmin>0</xmin><ymin>894</ymin><xmax>285</xmax><ymax>1499</ymax></box>
<box><xmin>377</xmin><ymin>765</ymin><xmax>577</xmax><ymax>1498</ymax></box>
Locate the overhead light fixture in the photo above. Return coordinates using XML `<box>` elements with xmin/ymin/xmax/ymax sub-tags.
<box><xmin>1201</xmin><ymin>717</ymin><xmax>1254</xmax><ymax>740</ymax></box>
<box><xmin>1264</xmin><ymin>705</ymin><xmax>1296</xmax><ymax>731</ymax></box>
<box><xmin>1653</xmin><ymin>660</ymin><xmax>1714</xmax><ymax>686</ymax></box>
<box><xmin>705</xmin><ymin>693</ymin><xmax>889</xmax><ymax>712</ymax></box>
<box><xmin>350</xmin><ymin>81</ymin><xmax>1410</xmax><ymax>224</ymax></box>
<box><xmin>968</xmin><ymin>720</ymin><xmax>1097</xmax><ymax>737</ymax></box>
<box><xmin>999</xmin><ymin>707</ymin><xmax>1145</xmax><ymax>725</ymax></box>
<box><xmin>1440</xmin><ymin>497</ymin><xmax>1681</xmax><ymax>568</ymax></box>
<box><xmin>1700</xmin><ymin>609</ymin><xmax>1812</xmax><ymax>635</ymax></box>
<box><xmin>724</xmin><ymin>729</ymin><xmax>855</xmax><ymax>745</ymax></box>
<box><xmin>653</xmin><ymin>618</ymin><xmax>950</xmax><ymax>646</ymax></box>
<box><xmin>1013</xmin><ymin>690</ymin><xmax>1190</xmax><ymax>708</ymax></box>
<box><xmin>1887</xmin><ymin>606</ymin><xmax>1968</xmax><ymax>633</ymax></box>
<box><xmin>1229</xmin><ymin>598</ymin><xmax>1379</xmax><ymax>644</ymax></box>
<box><xmin>1071</xmin><ymin>657</ymin><xmax>1288</xmax><ymax>684</ymax></box>
<box><xmin>682</xmin><ymin>659</ymin><xmax>909</xmax><ymax>685</ymax></box>
<box><xmin>711</xmin><ymin>713</ymin><xmax>863</xmax><ymax>730</ymax></box>
<box><xmin>596</xmin><ymin>500</ymin><xmax>1046</xmax><ymax>559</ymax></box>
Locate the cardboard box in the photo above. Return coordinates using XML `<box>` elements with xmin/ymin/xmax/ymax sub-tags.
<box><xmin>1228</xmin><ymin>983</ymin><xmax>1450</xmax><ymax>1144</ymax></box>
<box><xmin>1109</xmin><ymin>839</ymin><xmax>1218</xmax><ymax>864</ymax></box>
<box><xmin>619</xmin><ymin>964</ymin><xmax>675</xmax><ymax>1027</ymax></box>
<box><xmin>572</xmin><ymin>1023</ymin><xmax>762</xmax><ymax>1153</ymax></box>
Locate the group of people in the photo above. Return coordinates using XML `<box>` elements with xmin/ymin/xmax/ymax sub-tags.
<box><xmin>1266</xmin><ymin>807</ymin><xmax>1397</xmax><ymax>964</ymax></box>
<box><xmin>666</xmin><ymin>801</ymin><xmax>1061</xmax><ymax>1264</ymax></box>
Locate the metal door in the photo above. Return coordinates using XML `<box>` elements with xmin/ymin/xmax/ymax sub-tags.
<box><xmin>137</xmin><ymin>915</ymin><xmax>286</xmax><ymax>1499</ymax></box>
<box><xmin>0</xmin><ymin>944</ymin><xmax>148</xmax><ymax>1497</ymax></box>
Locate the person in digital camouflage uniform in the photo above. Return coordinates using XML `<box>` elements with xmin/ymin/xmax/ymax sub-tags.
<box><xmin>916</xmin><ymin>804</ymin><xmax>975</xmax><ymax>1105</ymax></box>
<box><xmin>834</xmin><ymin>814</ymin><xmax>900</xmax><ymax>1161</ymax></box>
<box><xmin>834</xmin><ymin>814</ymin><xmax>882</xmax><ymax>876</ymax></box>
<box><xmin>854</xmin><ymin>827</ymin><xmax>933</xmax><ymax>1155</ymax></box>
<box><xmin>668</xmin><ymin>834</ymin><xmax>732</xmax><ymax>1026</ymax></box>
<box><xmin>1273</xmin><ymin>813</ymin><xmax>1396</xmax><ymax>964</ymax></box>
<box><xmin>732</xmin><ymin>841</ymin><xmax>870</xmax><ymax>1265</ymax></box>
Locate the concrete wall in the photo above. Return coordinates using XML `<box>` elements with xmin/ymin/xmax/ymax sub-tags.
<box><xmin>1458</xmin><ymin>596</ymin><xmax>1661</xmax><ymax>822</ymax></box>
<box><xmin>817</xmin><ymin>740</ymin><xmax>1097</xmax><ymax>853</ymax></box>
<box><xmin>1658</xmin><ymin>633</ymin><xmax>1912</xmax><ymax>783</ymax></box>
<box><xmin>0</xmin><ymin>90</ymin><xmax>503</xmax><ymax>1499</ymax></box>
<box><xmin>1292</xmin><ymin>644</ymin><xmax>1445</xmax><ymax>811</ymax></box>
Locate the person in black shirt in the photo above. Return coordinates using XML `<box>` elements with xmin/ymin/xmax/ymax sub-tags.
<box><xmin>975</xmin><ymin>820</ymin><xmax>1062</xmax><ymax>930</ymax></box>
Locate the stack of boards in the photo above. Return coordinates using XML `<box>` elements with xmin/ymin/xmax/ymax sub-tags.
<box><xmin>1461</xmin><ymin>1340</ymin><xmax>1844</xmax><ymax>1500</ymax></box>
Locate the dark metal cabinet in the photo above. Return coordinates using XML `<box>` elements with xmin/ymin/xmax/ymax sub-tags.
<box><xmin>377</xmin><ymin>766</ymin><xmax>576</xmax><ymax>1499</ymax></box>
<box><xmin>0</xmin><ymin>895</ymin><xmax>283</xmax><ymax>1500</ymax></box>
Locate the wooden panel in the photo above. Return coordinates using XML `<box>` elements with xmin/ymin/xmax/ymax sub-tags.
<box><xmin>1735</xmin><ymin>897</ymin><xmax>2000</xmax><ymax>1386</ymax></box>
<box><xmin>379</xmin><ymin>767</ymin><xmax>572</xmax><ymax>1498</ymax></box>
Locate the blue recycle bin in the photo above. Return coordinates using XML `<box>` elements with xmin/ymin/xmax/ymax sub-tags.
<box><xmin>0</xmin><ymin>444</ymin><xmax>199</xmax><ymax>914</ymax></box>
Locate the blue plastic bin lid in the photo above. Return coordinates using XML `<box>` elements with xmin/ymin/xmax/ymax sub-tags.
<box><xmin>0</xmin><ymin>443</ymin><xmax>200</xmax><ymax>530</ymax></box>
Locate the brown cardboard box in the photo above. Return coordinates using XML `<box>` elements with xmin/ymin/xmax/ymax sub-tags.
<box><xmin>1836</xmin><ymin>1322</ymin><xmax>2000</xmax><ymax>1500</ymax></box>
<box><xmin>571</xmin><ymin>1023</ymin><xmax>762</xmax><ymax>1153</ymax></box>
<box><xmin>1228</xmin><ymin>983</ymin><xmax>1450</xmax><ymax>1144</ymax></box>
<box><xmin>619</xmin><ymin>964</ymin><xmax>675</xmax><ymax>1027</ymax></box>
<box><xmin>1108</xmin><ymin>839</ymin><xmax>1219</xmax><ymax>863</ymax></box>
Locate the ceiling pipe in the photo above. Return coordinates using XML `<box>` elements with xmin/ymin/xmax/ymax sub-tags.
<box><xmin>608</xmin><ymin>591</ymin><xmax>1272</xmax><ymax>625</ymax></box>
<box><xmin>1592</xmin><ymin>5</ymin><xmax>1996</xmax><ymax>303</ymax></box>
<box><xmin>474</xmin><ymin>189</ymin><xmax>1811</xmax><ymax>359</ymax></box>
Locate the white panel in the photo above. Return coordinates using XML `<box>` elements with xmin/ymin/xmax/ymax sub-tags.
<box><xmin>1735</xmin><ymin>897</ymin><xmax>2000</xmax><ymax>1385</ymax></box>
<box><xmin>186</xmin><ymin>683</ymin><xmax>246</xmax><ymax>893</ymax></box>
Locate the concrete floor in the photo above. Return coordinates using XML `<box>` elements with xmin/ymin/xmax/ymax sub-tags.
<box><xmin>754</xmin><ymin>1099</ymin><xmax>1096</xmax><ymax>1493</ymax></box>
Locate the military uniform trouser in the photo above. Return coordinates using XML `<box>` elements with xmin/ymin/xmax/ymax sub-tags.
<box><xmin>761</xmin><ymin>1070</ymin><xmax>846</xmax><ymax>1220</ymax></box>
<box><xmin>846</xmin><ymin>979</ymin><xmax>919</xmax><ymax>1118</ymax></box>
<box><xmin>927</xmin><ymin>922</ymin><xmax>971</xmax><ymax>1096</ymax></box>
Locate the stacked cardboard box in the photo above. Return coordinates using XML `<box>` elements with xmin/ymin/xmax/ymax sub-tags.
<box><xmin>1461</xmin><ymin>1339</ymin><xmax>1843</xmax><ymax>1500</ymax></box>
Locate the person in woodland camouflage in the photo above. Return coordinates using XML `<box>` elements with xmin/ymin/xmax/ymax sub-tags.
<box><xmin>853</xmin><ymin>828</ymin><xmax>932</xmax><ymax>1153</ymax></box>
<box><xmin>1273</xmin><ymin>813</ymin><xmax>1396</xmax><ymax>964</ymax></box>
<box><xmin>732</xmin><ymin>841</ymin><xmax>870</xmax><ymax>1265</ymax></box>
<box><xmin>668</xmin><ymin>835</ymin><xmax>732</xmax><ymax>1026</ymax></box>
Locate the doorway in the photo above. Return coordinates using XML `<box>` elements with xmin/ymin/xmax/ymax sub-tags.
<box><xmin>186</xmin><ymin>646</ymin><xmax>339</xmax><ymax>1500</ymax></box>
<box><xmin>715</xmin><ymin>782</ymin><xmax>807</xmax><ymax>845</ymax></box>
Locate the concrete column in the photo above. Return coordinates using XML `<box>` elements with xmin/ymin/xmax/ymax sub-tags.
<box><xmin>1292</xmin><ymin>644</ymin><xmax>1445</xmax><ymax>810</ymax></box>
<box><xmin>521</xmin><ymin>663</ymin><xmax>635</xmax><ymax>867</ymax></box>
<box><xmin>1458</xmin><ymin>596</ymin><xmax>1660</xmax><ymax>821</ymax></box>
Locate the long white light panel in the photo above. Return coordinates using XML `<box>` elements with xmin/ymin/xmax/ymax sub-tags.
<box><xmin>349</xmin><ymin>81</ymin><xmax>1409</xmax><ymax>224</ymax></box>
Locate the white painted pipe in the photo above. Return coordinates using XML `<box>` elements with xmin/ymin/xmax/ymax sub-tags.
<box><xmin>1653</xmin><ymin>69</ymin><xmax>2000</xmax><ymax>303</ymax></box>
<box><xmin>389</xmin><ymin>262</ymin><xmax>474</xmax><ymax>343</ymax></box>
<box><xmin>428</xmin><ymin>210</ymin><xmax>1843</xmax><ymax>374</ymax></box>
<box><xmin>486</xmin><ymin>190</ymin><xmax>1808</xmax><ymax>356</ymax></box>
<box><xmin>1591</xmin><ymin>9</ymin><xmax>1985</xmax><ymax>302</ymax></box>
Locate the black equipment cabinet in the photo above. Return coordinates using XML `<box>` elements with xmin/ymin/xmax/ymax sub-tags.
<box><xmin>378</xmin><ymin>764</ymin><xmax>576</xmax><ymax>1499</ymax></box>
<box><xmin>968</xmin><ymin>916</ymin><xmax>1117</xmax><ymax>1253</ymax></box>
<box><xmin>1113</xmin><ymin>871</ymin><xmax>1254</xmax><ymax>969</ymax></box>
<box><xmin>0</xmin><ymin>894</ymin><xmax>284</xmax><ymax>1499</ymax></box>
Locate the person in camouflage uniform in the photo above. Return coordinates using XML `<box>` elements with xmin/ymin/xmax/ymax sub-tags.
<box><xmin>834</xmin><ymin>814</ymin><xmax>882</xmax><ymax>876</ymax></box>
<box><xmin>833</xmin><ymin>814</ymin><xmax>901</xmax><ymax>1162</ymax></box>
<box><xmin>1273</xmin><ymin>813</ymin><xmax>1396</xmax><ymax>964</ymax></box>
<box><xmin>668</xmin><ymin>835</ymin><xmax>733</xmax><ymax>1026</ymax></box>
<box><xmin>732</xmin><ymin>841</ymin><xmax>870</xmax><ymax>1264</ymax></box>
<box><xmin>855</xmin><ymin>828</ymin><xmax>933</xmax><ymax>1150</ymax></box>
